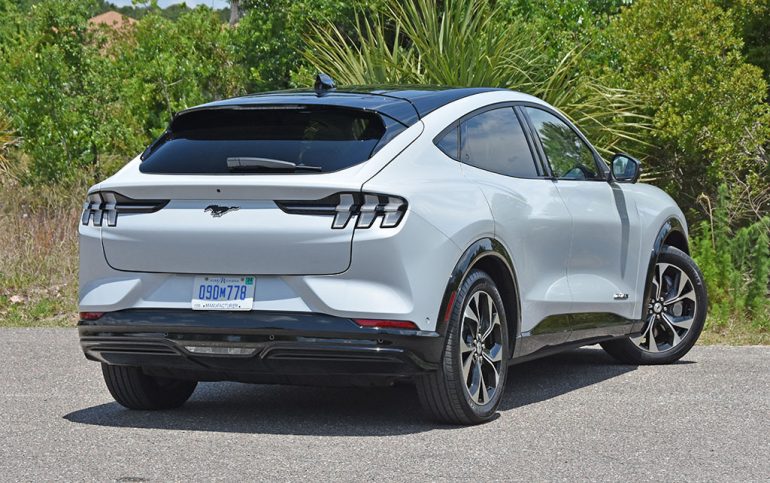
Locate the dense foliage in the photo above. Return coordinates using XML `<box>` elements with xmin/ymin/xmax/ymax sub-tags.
<box><xmin>235</xmin><ymin>0</ymin><xmax>374</xmax><ymax>90</ymax></box>
<box><xmin>1</xmin><ymin>1</ymin><xmax>109</xmax><ymax>180</ymax></box>
<box><xmin>0</xmin><ymin>0</ymin><xmax>767</xmax><ymax>333</ymax></box>
<box><xmin>692</xmin><ymin>185</ymin><xmax>770</xmax><ymax>331</ymax></box>
<box><xmin>304</xmin><ymin>0</ymin><xmax>648</xmax><ymax>156</ymax></box>
<box><xmin>606</xmin><ymin>0</ymin><xmax>770</xmax><ymax>212</ymax></box>
<box><xmin>0</xmin><ymin>0</ymin><xmax>245</xmax><ymax>181</ymax></box>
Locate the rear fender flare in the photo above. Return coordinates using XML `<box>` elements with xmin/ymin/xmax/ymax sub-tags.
<box><xmin>436</xmin><ymin>238</ymin><xmax>521</xmax><ymax>358</ymax></box>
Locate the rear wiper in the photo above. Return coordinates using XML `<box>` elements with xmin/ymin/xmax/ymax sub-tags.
<box><xmin>226</xmin><ymin>157</ymin><xmax>322</xmax><ymax>172</ymax></box>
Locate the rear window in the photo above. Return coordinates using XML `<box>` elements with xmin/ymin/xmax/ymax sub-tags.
<box><xmin>140</xmin><ymin>106</ymin><xmax>395</xmax><ymax>174</ymax></box>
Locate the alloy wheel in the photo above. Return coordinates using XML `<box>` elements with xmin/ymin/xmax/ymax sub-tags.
<box><xmin>633</xmin><ymin>262</ymin><xmax>698</xmax><ymax>353</ymax></box>
<box><xmin>459</xmin><ymin>290</ymin><xmax>503</xmax><ymax>405</ymax></box>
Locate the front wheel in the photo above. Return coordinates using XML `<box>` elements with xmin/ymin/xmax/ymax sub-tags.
<box><xmin>102</xmin><ymin>364</ymin><xmax>197</xmax><ymax>410</ymax></box>
<box><xmin>601</xmin><ymin>246</ymin><xmax>707</xmax><ymax>365</ymax></box>
<box><xmin>417</xmin><ymin>269</ymin><xmax>509</xmax><ymax>424</ymax></box>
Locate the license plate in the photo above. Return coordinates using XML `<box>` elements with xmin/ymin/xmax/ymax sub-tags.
<box><xmin>192</xmin><ymin>276</ymin><xmax>255</xmax><ymax>311</ymax></box>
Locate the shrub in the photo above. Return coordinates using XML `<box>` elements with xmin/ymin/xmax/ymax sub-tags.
<box><xmin>692</xmin><ymin>184</ymin><xmax>770</xmax><ymax>332</ymax></box>
<box><xmin>234</xmin><ymin>0</ymin><xmax>379</xmax><ymax>90</ymax></box>
<box><xmin>0</xmin><ymin>0</ymin><xmax>114</xmax><ymax>182</ymax></box>
<box><xmin>0</xmin><ymin>2</ymin><xmax>248</xmax><ymax>183</ymax></box>
<box><xmin>107</xmin><ymin>7</ymin><xmax>248</xmax><ymax>142</ymax></box>
<box><xmin>604</xmin><ymin>0</ymin><xmax>770</xmax><ymax>211</ymax></box>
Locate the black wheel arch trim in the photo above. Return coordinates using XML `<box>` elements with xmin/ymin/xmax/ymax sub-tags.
<box><xmin>436</xmin><ymin>238</ymin><xmax>521</xmax><ymax>357</ymax></box>
<box><xmin>642</xmin><ymin>217</ymin><xmax>690</xmax><ymax>322</ymax></box>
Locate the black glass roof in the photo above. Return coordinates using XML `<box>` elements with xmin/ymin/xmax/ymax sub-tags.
<box><xmin>187</xmin><ymin>87</ymin><xmax>505</xmax><ymax>127</ymax></box>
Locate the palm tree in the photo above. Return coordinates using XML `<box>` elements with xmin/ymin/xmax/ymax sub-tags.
<box><xmin>303</xmin><ymin>0</ymin><xmax>649</xmax><ymax>155</ymax></box>
<box><xmin>228</xmin><ymin>0</ymin><xmax>240</xmax><ymax>26</ymax></box>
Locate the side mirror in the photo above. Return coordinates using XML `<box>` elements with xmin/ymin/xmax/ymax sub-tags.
<box><xmin>610</xmin><ymin>153</ymin><xmax>641</xmax><ymax>183</ymax></box>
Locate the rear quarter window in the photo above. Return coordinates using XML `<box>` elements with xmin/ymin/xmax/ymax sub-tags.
<box><xmin>435</xmin><ymin>125</ymin><xmax>459</xmax><ymax>160</ymax></box>
<box><xmin>140</xmin><ymin>107</ymin><xmax>395</xmax><ymax>174</ymax></box>
<box><xmin>460</xmin><ymin>107</ymin><xmax>538</xmax><ymax>178</ymax></box>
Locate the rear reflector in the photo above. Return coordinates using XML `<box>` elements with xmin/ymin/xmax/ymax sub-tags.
<box><xmin>184</xmin><ymin>346</ymin><xmax>256</xmax><ymax>356</ymax></box>
<box><xmin>443</xmin><ymin>291</ymin><xmax>457</xmax><ymax>322</ymax></box>
<box><xmin>79</xmin><ymin>312</ymin><xmax>105</xmax><ymax>321</ymax></box>
<box><xmin>354</xmin><ymin>319</ymin><xmax>419</xmax><ymax>330</ymax></box>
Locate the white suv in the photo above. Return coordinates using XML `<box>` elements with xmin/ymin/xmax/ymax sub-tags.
<box><xmin>78</xmin><ymin>77</ymin><xmax>707</xmax><ymax>424</ymax></box>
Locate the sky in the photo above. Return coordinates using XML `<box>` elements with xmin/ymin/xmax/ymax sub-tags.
<box><xmin>109</xmin><ymin>0</ymin><xmax>230</xmax><ymax>8</ymax></box>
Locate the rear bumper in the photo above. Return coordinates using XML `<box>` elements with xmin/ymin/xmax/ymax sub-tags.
<box><xmin>78</xmin><ymin>310</ymin><xmax>443</xmax><ymax>385</ymax></box>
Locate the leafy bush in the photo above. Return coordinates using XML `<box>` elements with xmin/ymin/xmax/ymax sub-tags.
<box><xmin>0</xmin><ymin>2</ymin><xmax>247</xmax><ymax>183</ymax></box>
<box><xmin>107</xmin><ymin>7</ymin><xmax>247</xmax><ymax>142</ymax></box>
<box><xmin>692</xmin><ymin>184</ymin><xmax>770</xmax><ymax>332</ymax></box>
<box><xmin>0</xmin><ymin>0</ymin><xmax>113</xmax><ymax>182</ymax></box>
<box><xmin>724</xmin><ymin>0</ymin><xmax>770</xmax><ymax>97</ymax></box>
<box><xmin>604</xmin><ymin>0</ymin><xmax>770</xmax><ymax>211</ymax></box>
<box><xmin>234</xmin><ymin>0</ymin><xmax>380</xmax><ymax>90</ymax></box>
<box><xmin>498</xmin><ymin>0</ymin><xmax>631</xmax><ymax>58</ymax></box>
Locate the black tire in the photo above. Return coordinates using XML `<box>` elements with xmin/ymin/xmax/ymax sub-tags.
<box><xmin>417</xmin><ymin>269</ymin><xmax>510</xmax><ymax>425</ymax></box>
<box><xmin>101</xmin><ymin>364</ymin><xmax>197</xmax><ymax>410</ymax></box>
<box><xmin>601</xmin><ymin>245</ymin><xmax>707</xmax><ymax>365</ymax></box>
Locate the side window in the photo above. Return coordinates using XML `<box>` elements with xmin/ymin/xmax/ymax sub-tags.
<box><xmin>459</xmin><ymin>107</ymin><xmax>538</xmax><ymax>178</ymax></box>
<box><xmin>435</xmin><ymin>125</ymin><xmax>459</xmax><ymax>160</ymax></box>
<box><xmin>525</xmin><ymin>107</ymin><xmax>600</xmax><ymax>180</ymax></box>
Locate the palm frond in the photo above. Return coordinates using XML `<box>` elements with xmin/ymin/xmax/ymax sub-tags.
<box><xmin>302</xmin><ymin>0</ymin><xmax>651</xmax><ymax>155</ymax></box>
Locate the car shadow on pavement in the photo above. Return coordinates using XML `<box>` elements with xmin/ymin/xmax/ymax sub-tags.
<box><xmin>64</xmin><ymin>347</ymin><xmax>640</xmax><ymax>436</ymax></box>
<box><xmin>502</xmin><ymin>347</ymin><xmax>637</xmax><ymax>411</ymax></box>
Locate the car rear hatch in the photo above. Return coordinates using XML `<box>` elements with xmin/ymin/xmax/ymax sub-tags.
<box><xmin>89</xmin><ymin>101</ymin><xmax>413</xmax><ymax>275</ymax></box>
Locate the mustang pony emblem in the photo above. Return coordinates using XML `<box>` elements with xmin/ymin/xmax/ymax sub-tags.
<box><xmin>204</xmin><ymin>205</ymin><xmax>240</xmax><ymax>217</ymax></box>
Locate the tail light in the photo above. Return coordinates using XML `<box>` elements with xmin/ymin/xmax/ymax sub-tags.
<box><xmin>81</xmin><ymin>191</ymin><xmax>168</xmax><ymax>227</ymax></box>
<box><xmin>79</xmin><ymin>312</ymin><xmax>105</xmax><ymax>320</ymax></box>
<box><xmin>354</xmin><ymin>319</ymin><xmax>419</xmax><ymax>330</ymax></box>
<box><xmin>277</xmin><ymin>192</ymin><xmax>407</xmax><ymax>229</ymax></box>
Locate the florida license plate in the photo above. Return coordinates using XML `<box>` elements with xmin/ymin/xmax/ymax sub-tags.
<box><xmin>192</xmin><ymin>276</ymin><xmax>255</xmax><ymax>311</ymax></box>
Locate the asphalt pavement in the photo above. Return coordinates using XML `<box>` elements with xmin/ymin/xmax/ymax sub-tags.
<box><xmin>1</xmin><ymin>328</ymin><xmax>768</xmax><ymax>481</ymax></box>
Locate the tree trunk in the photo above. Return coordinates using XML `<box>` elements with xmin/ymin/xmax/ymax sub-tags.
<box><xmin>229</xmin><ymin>0</ymin><xmax>241</xmax><ymax>26</ymax></box>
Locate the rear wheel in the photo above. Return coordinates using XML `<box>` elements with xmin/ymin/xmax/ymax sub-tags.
<box><xmin>417</xmin><ymin>269</ymin><xmax>509</xmax><ymax>424</ymax></box>
<box><xmin>601</xmin><ymin>246</ymin><xmax>707</xmax><ymax>365</ymax></box>
<box><xmin>102</xmin><ymin>364</ymin><xmax>197</xmax><ymax>410</ymax></box>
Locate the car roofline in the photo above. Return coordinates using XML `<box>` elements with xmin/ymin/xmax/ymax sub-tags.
<box><xmin>178</xmin><ymin>87</ymin><xmax>509</xmax><ymax>128</ymax></box>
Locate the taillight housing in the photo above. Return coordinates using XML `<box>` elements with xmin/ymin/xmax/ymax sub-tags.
<box><xmin>81</xmin><ymin>191</ymin><xmax>168</xmax><ymax>227</ymax></box>
<box><xmin>277</xmin><ymin>192</ymin><xmax>407</xmax><ymax>229</ymax></box>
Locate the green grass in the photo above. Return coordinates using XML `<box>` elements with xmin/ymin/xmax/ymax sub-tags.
<box><xmin>699</xmin><ymin>315</ymin><xmax>770</xmax><ymax>345</ymax></box>
<box><xmin>0</xmin><ymin>295</ymin><xmax>75</xmax><ymax>327</ymax></box>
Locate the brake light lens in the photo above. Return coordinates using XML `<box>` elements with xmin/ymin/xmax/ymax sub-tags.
<box><xmin>81</xmin><ymin>191</ymin><xmax>168</xmax><ymax>227</ymax></box>
<box><xmin>354</xmin><ymin>319</ymin><xmax>419</xmax><ymax>330</ymax></box>
<box><xmin>277</xmin><ymin>192</ymin><xmax>407</xmax><ymax>229</ymax></box>
<box><xmin>79</xmin><ymin>312</ymin><xmax>105</xmax><ymax>320</ymax></box>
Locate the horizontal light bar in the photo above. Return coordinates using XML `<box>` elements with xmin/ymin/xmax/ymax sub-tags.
<box><xmin>354</xmin><ymin>319</ymin><xmax>419</xmax><ymax>330</ymax></box>
<box><xmin>184</xmin><ymin>346</ymin><xmax>256</xmax><ymax>356</ymax></box>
